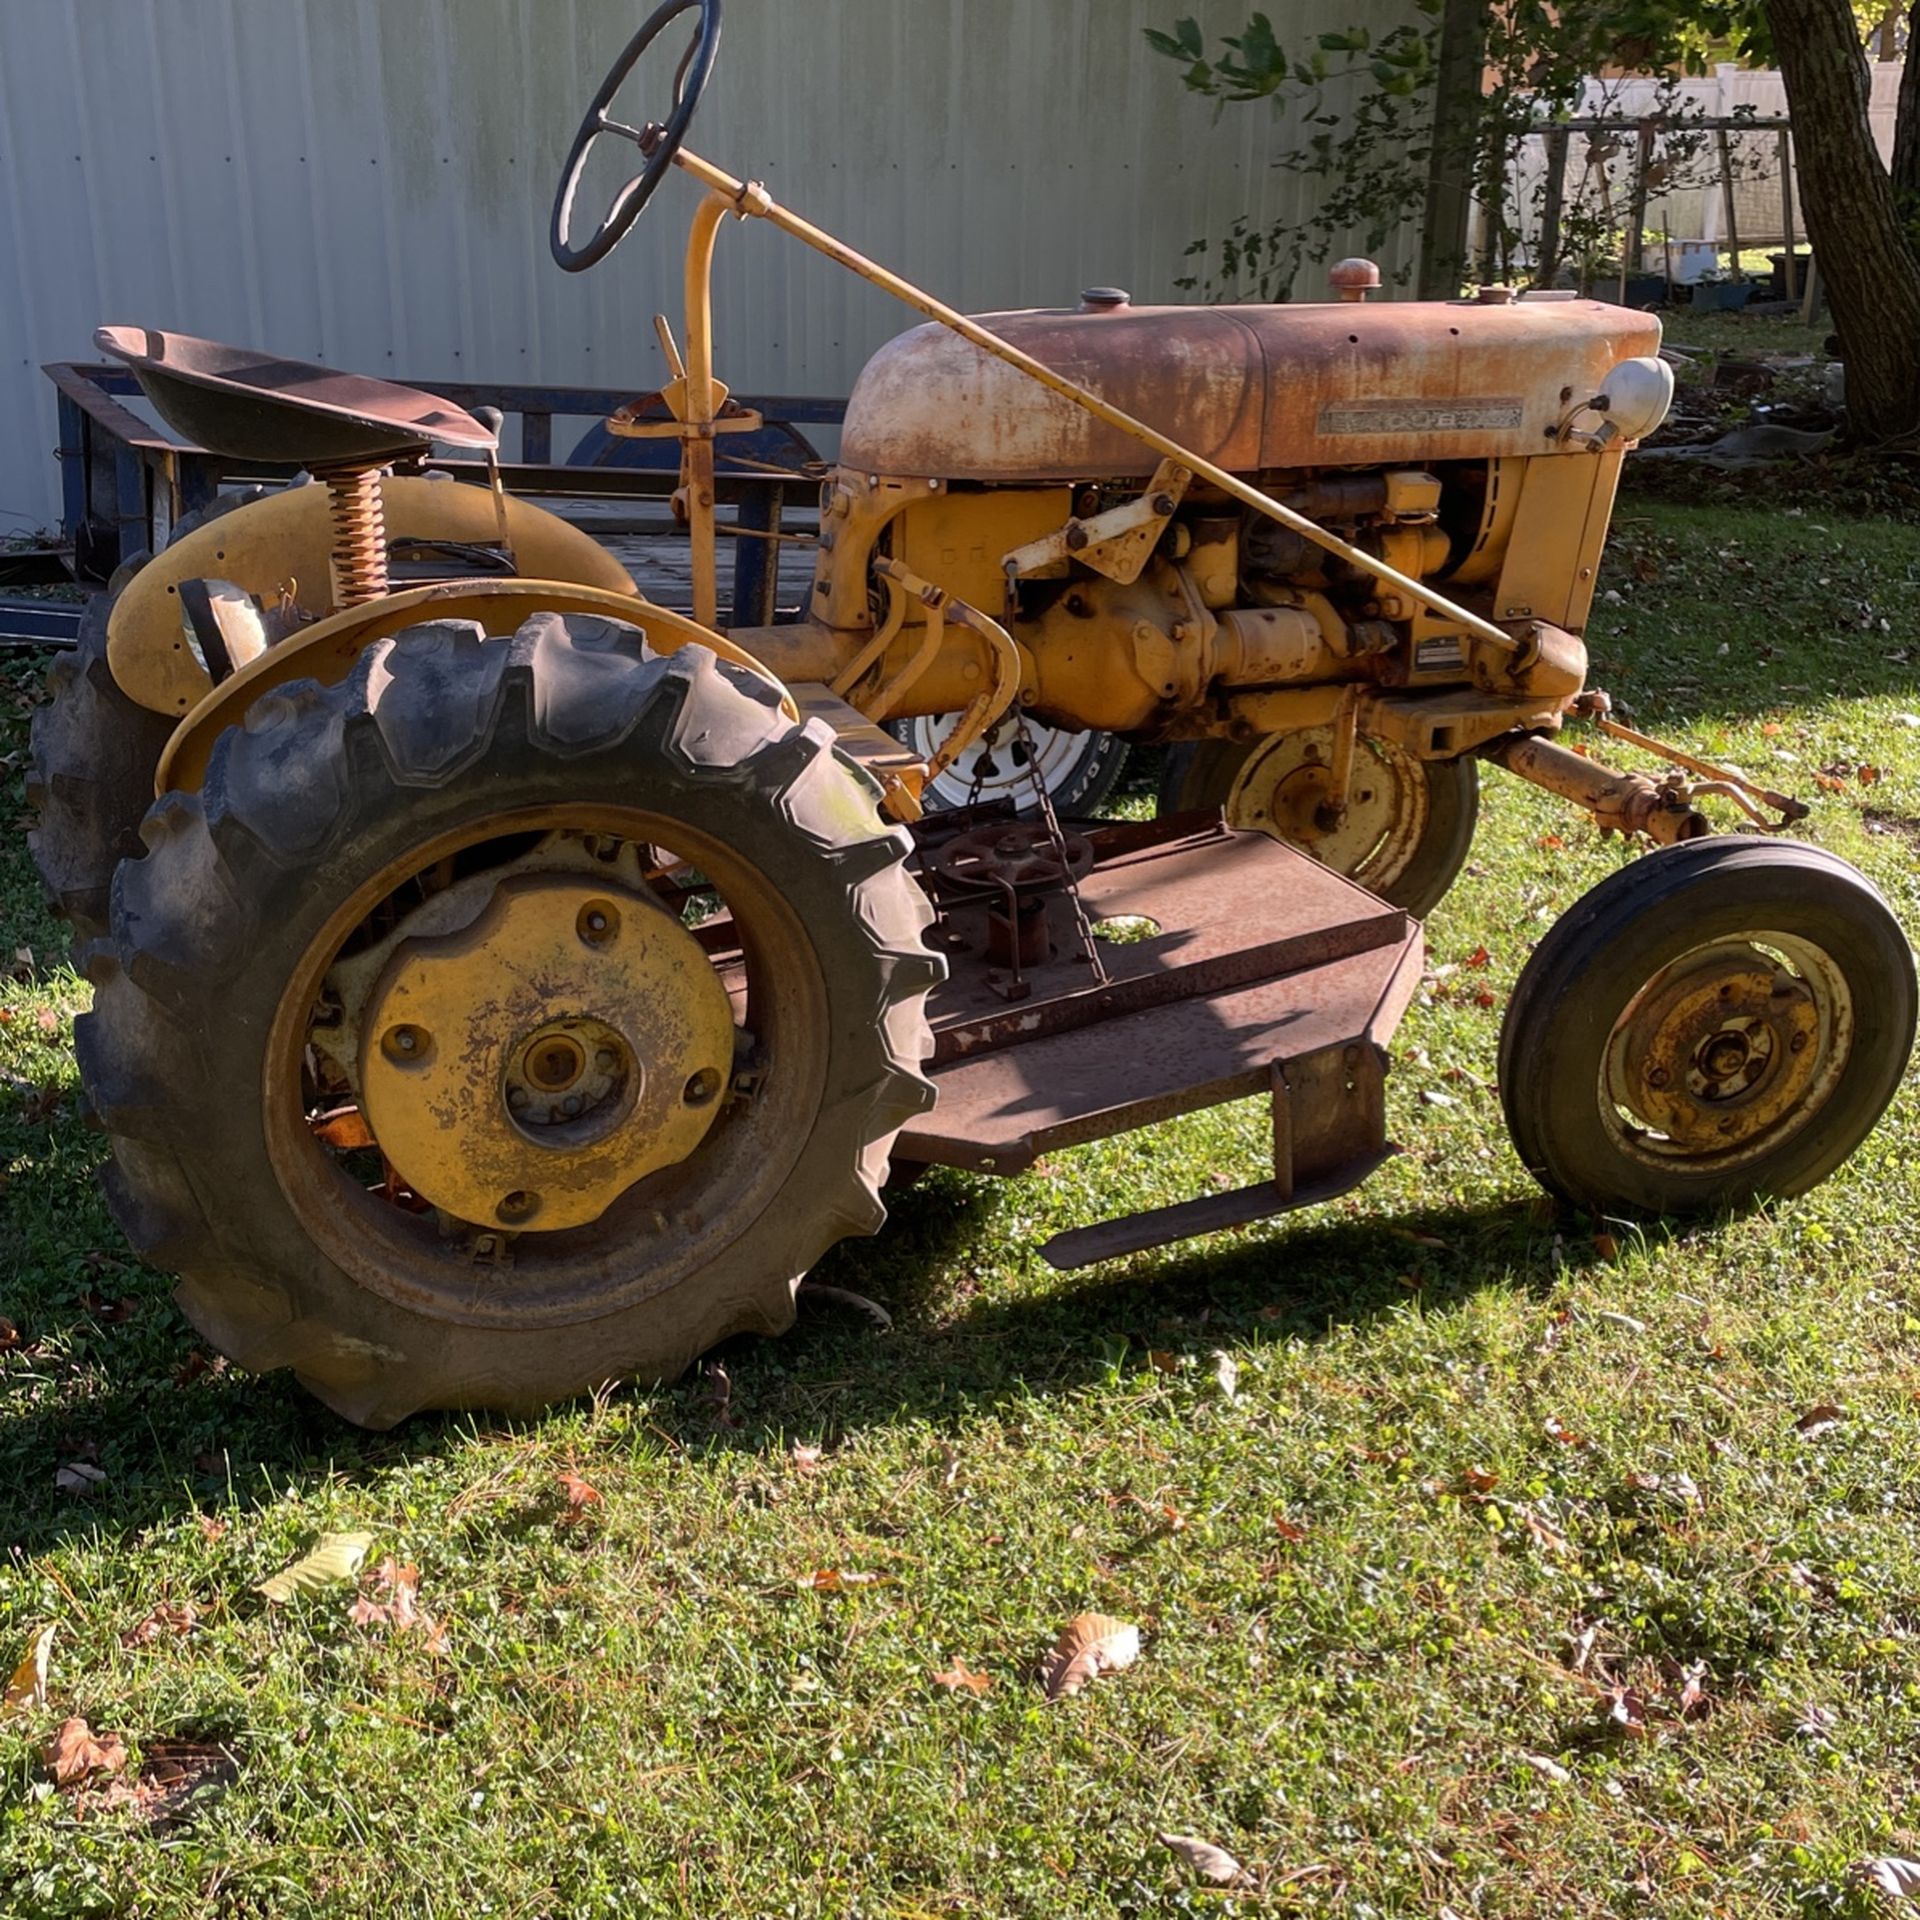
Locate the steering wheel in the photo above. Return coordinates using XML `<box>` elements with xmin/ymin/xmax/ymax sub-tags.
<box><xmin>550</xmin><ymin>0</ymin><xmax>723</xmax><ymax>273</ymax></box>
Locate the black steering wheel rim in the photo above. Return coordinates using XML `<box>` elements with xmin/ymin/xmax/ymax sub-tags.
<box><xmin>550</xmin><ymin>0</ymin><xmax>723</xmax><ymax>273</ymax></box>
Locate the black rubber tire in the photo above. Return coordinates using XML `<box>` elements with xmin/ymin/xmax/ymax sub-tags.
<box><xmin>78</xmin><ymin>614</ymin><xmax>941</xmax><ymax>1426</ymax></box>
<box><xmin>1498</xmin><ymin>837</ymin><xmax>1916</xmax><ymax>1218</ymax></box>
<box><xmin>27</xmin><ymin>490</ymin><xmax>270</xmax><ymax>946</ymax></box>
<box><xmin>887</xmin><ymin>714</ymin><xmax>1130</xmax><ymax>818</ymax></box>
<box><xmin>1157</xmin><ymin>736</ymin><xmax>1478</xmax><ymax>917</ymax></box>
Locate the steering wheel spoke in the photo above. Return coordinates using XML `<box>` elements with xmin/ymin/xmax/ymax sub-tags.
<box><xmin>550</xmin><ymin>0</ymin><xmax>723</xmax><ymax>273</ymax></box>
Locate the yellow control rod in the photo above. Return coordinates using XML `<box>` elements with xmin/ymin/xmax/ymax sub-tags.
<box><xmin>671</xmin><ymin>146</ymin><xmax>1522</xmax><ymax>657</ymax></box>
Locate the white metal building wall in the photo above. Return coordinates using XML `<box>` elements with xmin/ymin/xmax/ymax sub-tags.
<box><xmin>0</xmin><ymin>0</ymin><xmax>1419</xmax><ymax>531</ymax></box>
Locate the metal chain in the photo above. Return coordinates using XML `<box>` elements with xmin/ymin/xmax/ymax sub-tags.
<box><xmin>1012</xmin><ymin>702</ymin><xmax>1109</xmax><ymax>985</ymax></box>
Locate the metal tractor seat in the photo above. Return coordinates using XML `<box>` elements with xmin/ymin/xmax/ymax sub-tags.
<box><xmin>94</xmin><ymin>325</ymin><xmax>498</xmax><ymax>467</ymax></box>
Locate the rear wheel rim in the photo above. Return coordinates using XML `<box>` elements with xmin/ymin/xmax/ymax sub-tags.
<box><xmin>263</xmin><ymin>803</ymin><xmax>830</xmax><ymax>1329</ymax></box>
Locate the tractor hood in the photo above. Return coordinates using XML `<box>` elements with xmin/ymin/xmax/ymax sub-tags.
<box><xmin>839</xmin><ymin>298</ymin><xmax>1663</xmax><ymax>482</ymax></box>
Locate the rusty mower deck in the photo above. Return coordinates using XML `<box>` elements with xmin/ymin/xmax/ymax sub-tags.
<box><xmin>894</xmin><ymin>810</ymin><xmax>1421</xmax><ymax>1268</ymax></box>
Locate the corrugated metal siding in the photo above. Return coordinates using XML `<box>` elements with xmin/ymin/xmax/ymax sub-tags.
<box><xmin>0</xmin><ymin>0</ymin><xmax>1420</xmax><ymax>529</ymax></box>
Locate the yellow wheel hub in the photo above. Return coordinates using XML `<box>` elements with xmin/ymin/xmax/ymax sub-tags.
<box><xmin>1608</xmin><ymin>946</ymin><xmax>1823</xmax><ymax>1155</ymax></box>
<box><xmin>357</xmin><ymin>873</ymin><xmax>735</xmax><ymax>1230</ymax></box>
<box><xmin>1225</xmin><ymin>728</ymin><xmax>1427</xmax><ymax>885</ymax></box>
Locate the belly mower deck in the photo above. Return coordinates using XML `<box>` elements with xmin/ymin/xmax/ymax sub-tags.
<box><xmin>892</xmin><ymin>811</ymin><xmax>1423</xmax><ymax>1268</ymax></box>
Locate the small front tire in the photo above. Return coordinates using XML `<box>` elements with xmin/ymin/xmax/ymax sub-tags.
<box><xmin>1498</xmin><ymin>837</ymin><xmax>1915</xmax><ymax>1217</ymax></box>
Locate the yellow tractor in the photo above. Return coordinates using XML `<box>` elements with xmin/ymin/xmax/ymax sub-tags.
<box><xmin>31</xmin><ymin>0</ymin><xmax>1915</xmax><ymax>1426</ymax></box>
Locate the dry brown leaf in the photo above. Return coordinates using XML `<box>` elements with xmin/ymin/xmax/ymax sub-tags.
<box><xmin>194</xmin><ymin>1514</ymin><xmax>228</xmax><ymax>1544</ymax></box>
<box><xmin>44</xmin><ymin>1716</ymin><xmax>128</xmax><ymax>1789</ymax></box>
<box><xmin>1593</xmin><ymin>1230</ymin><xmax>1621</xmax><ymax>1262</ymax></box>
<box><xmin>120</xmin><ymin>1603</ymin><xmax>196</xmax><ymax>1648</ymax></box>
<box><xmin>930</xmin><ymin>1660</ymin><xmax>991</xmax><ymax>1696</ymax></box>
<box><xmin>3</xmin><ymin>1624</ymin><xmax>54</xmax><ymax>1716</ymax></box>
<box><xmin>798</xmin><ymin>1569</ymin><xmax>895</xmax><ymax>1593</ymax></box>
<box><xmin>1678</xmin><ymin>1661</ymin><xmax>1708</xmax><ymax>1717</ymax></box>
<box><xmin>1462</xmin><ymin>1464</ymin><xmax>1499</xmax><ymax>1494</ymax></box>
<box><xmin>0</xmin><ymin>1315</ymin><xmax>20</xmax><ymax>1352</ymax></box>
<box><xmin>92</xmin><ymin>1739</ymin><xmax>237</xmax><ymax>1827</ymax></box>
<box><xmin>1159</xmin><ymin>1832</ymin><xmax>1253</xmax><ymax>1888</ymax></box>
<box><xmin>1039</xmin><ymin>1611</ymin><xmax>1140</xmax><ymax>1701</ymax></box>
<box><xmin>790</xmin><ymin>1442</ymin><xmax>823</xmax><ymax>1476</ymax></box>
<box><xmin>556</xmin><ymin>1470</ymin><xmax>602</xmax><ymax>1512</ymax></box>
<box><xmin>1271</xmin><ymin>1514</ymin><xmax>1309</xmax><ymax>1544</ymax></box>
<box><xmin>1146</xmin><ymin>1349</ymin><xmax>1182</xmax><ymax>1375</ymax></box>
<box><xmin>1796</xmin><ymin>1404</ymin><xmax>1844</xmax><ymax>1437</ymax></box>
<box><xmin>1543</xmin><ymin>1417</ymin><xmax>1587</xmax><ymax>1447</ymax></box>
<box><xmin>1464</xmin><ymin>944</ymin><xmax>1491</xmax><ymax>969</ymax></box>
<box><xmin>1524</xmin><ymin>1510</ymin><xmax>1569</xmax><ymax>1554</ymax></box>
<box><xmin>34</xmin><ymin>1007</ymin><xmax>60</xmax><ymax>1037</ymax></box>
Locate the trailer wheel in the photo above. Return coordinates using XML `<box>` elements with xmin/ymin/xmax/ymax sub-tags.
<box><xmin>80</xmin><ymin>614</ymin><xmax>940</xmax><ymax>1426</ymax></box>
<box><xmin>1499</xmin><ymin>838</ymin><xmax>1915</xmax><ymax>1218</ymax></box>
<box><xmin>27</xmin><ymin>490</ymin><xmax>269</xmax><ymax>945</ymax></box>
<box><xmin>1158</xmin><ymin>731</ymin><xmax>1477</xmax><ymax>917</ymax></box>
<box><xmin>889</xmin><ymin>712</ymin><xmax>1128</xmax><ymax>817</ymax></box>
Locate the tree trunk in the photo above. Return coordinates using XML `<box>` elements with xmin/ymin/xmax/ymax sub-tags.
<box><xmin>1417</xmin><ymin>0</ymin><xmax>1487</xmax><ymax>298</ymax></box>
<box><xmin>1893</xmin><ymin>2</ymin><xmax>1920</xmax><ymax>212</ymax></box>
<box><xmin>1766</xmin><ymin>0</ymin><xmax>1920</xmax><ymax>441</ymax></box>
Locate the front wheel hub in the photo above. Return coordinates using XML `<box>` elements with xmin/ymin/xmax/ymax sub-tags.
<box><xmin>358</xmin><ymin>873</ymin><xmax>735</xmax><ymax>1229</ymax></box>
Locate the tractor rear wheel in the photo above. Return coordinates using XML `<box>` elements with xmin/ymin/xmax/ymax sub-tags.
<box><xmin>1157</xmin><ymin>731</ymin><xmax>1477</xmax><ymax>918</ymax></box>
<box><xmin>28</xmin><ymin>491</ymin><xmax>270</xmax><ymax>946</ymax></box>
<box><xmin>80</xmin><ymin>614</ymin><xmax>940</xmax><ymax>1426</ymax></box>
<box><xmin>1498</xmin><ymin>838</ymin><xmax>1915</xmax><ymax>1218</ymax></box>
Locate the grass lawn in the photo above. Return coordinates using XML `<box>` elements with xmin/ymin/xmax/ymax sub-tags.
<box><xmin>4</xmin><ymin>499</ymin><xmax>1920</xmax><ymax>1917</ymax></box>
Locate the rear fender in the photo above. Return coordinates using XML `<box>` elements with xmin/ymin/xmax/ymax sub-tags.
<box><xmin>108</xmin><ymin>475</ymin><xmax>636</xmax><ymax>718</ymax></box>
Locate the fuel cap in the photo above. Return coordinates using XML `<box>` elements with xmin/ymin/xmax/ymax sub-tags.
<box><xmin>1079</xmin><ymin>287</ymin><xmax>1131</xmax><ymax>313</ymax></box>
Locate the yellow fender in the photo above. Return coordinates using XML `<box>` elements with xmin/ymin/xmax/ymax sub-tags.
<box><xmin>108</xmin><ymin>475</ymin><xmax>638</xmax><ymax>717</ymax></box>
<box><xmin>155</xmin><ymin>580</ymin><xmax>798</xmax><ymax>794</ymax></box>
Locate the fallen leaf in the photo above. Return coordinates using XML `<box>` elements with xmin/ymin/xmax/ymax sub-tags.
<box><xmin>1761</xmin><ymin>721</ymin><xmax>1784</xmax><ymax>737</ymax></box>
<box><xmin>1859</xmin><ymin>764</ymin><xmax>1882</xmax><ymax>786</ymax></box>
<box><xmin>346</xmin><ymin>1557</ymin><xmax>446</xmax><ymax>1648</ymax></box>
<box><xmin>1391</xmin><ymin>1228</ymin><xmax>1450</xmax><ymax>1250</ymax></box>
<box><xmin>930</xmin><ymin>1660</ymin><xmax>991</xmax><ymax>1696</ymax></box>
<box><xmin>34</xmin><ymin>1007</ymin><xmax>59</xmax><ymax>1037</ymax></box>
<box><xmin>3</xmin><ymin>1624</ymin><xmax>54</xmax><ymax>1716</ymax></box>
<box><xmin>194</xmin><ymin>1515</ymin><xmax>228</xmax><ymax>1544</ymax></box>
<box><xmin>120</xmin><ymin>1603</ymin><xmax>196</xmax><ymax>1648</ymax></box>
<box><xmin>1211</xmin><ymin>1350</ymin><xmax>1240</xmax><ymax>1401</ymax></box>
<box><xmin>1796</xmin><ymin>1404</ymin><xmax>1844</xmax><ymax>1437</ymax></box>
<box><xmin>1524</xmin><ymin>1510</ymin><xmax>1569</xmax><ymax>1554</ymax></box>
<box><xmin>1146</xmin><ymin>1349</ymin><xmax>1182</xmax><ymax>1375</ymax></box>
<box><xmin>98</xmin><ymin>1739</ymin><xmax>237</xmax><ymax>1827</ymax></box>
<box><xmin>799</xmin><ymin>1569</ymin><xmax>895</xmax><ymax>1593</ymax></box>
<box><xmin>1606</xmin><ymin>1684</ymin><xmax>1648</xmax><ymax>1732</ymax></box>
<box><xmin>0</xmin><ymin>1316</ymin><xmax>18</xmax><ymax>1352</ymax></box>
<box><xmin>1522</xmin><ymin>1751</ymin><xmax>1571</xmax><ymax>1784</ymax></box>
<box><xmin>1462</xmin><ymin>1464</ymin><xmax>1499</xmax><ymax>1494</ymax></box>
<box><xmin>1593</xmin><ymin>1230</ymin><xmax>1620</xmax><ymax>1262</ymax></box>
<box><xmin>172</xmin><ymin>1350</ymin><xmax>227</xmax><ymax>1389</ymax></box>
<box><xmin>1159</xmin><ymin>1832</ymin><xmax>1253</xmax><ymax>1888</ymax></box>
<box><xmin>704</xmin><ymin>1361</ymin><xmax>740</xmax><ymax>1429</ymax></box>
<box><xmin>1464</xmin><ymin>944</ymin><xmax>1491</xmax><ymax>969</ymax></box>
<box><xmin>55</xmin><ymin>1461</ymin><xmax>107</xmax><ymax>1496</ymax></box>
<box><xmin>556</xmin><ymin>1471</ymin><xmax>602</xmax><ymax>1512</ymax></box>
<box><xmin>255</xmin><ymin>1531</ymin><xmax>372</xmax><ymax>1603</ymax></box>
<box><xmin>44</xmin><ymin>1716</ymin><xmax>128</xmax><ymax>1789</ymax></box>
<box><xmin>1419</xmin><ymin>1088</ymin><xmax>1458</xmax><ymax>1108</ymax></box>
<box><xmin>1543</xmin><ymin>1417</ymin><xmax>1587</xmax><ymax>1447</ymax></box>
<box><xmin>1855</xmin><ymin>1857</ymin><xmax>1920</xmax><ymax>1898</ymax></box>
<box><xmin>1039</xmin><ymin>1611</ymin><xmax>1140</xmax><ymax>1701</ymax></box>
<box><xmin>1271</xmin><ymin>1514</ymin><xmax>1309</xmax><ymax>1544</ymax></box>
<box><xmin>1595</xmin><ymin>1309</ymin><xmax>1646</xmax><ymax>1335</ymax></box>
<box><xmin>790</xmin><ymin>1442</ymin><xmax>823</xmax><ymax>1476</ymax></box>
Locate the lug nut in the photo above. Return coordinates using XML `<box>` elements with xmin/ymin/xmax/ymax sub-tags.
<box><xmin>577</xmin><ymin>901</ymin><xmax>619</xmax><ymax>946</ymax></box>
<box><xmin>497</xmin><ymin>1189</ymin><xmax>538</xmax><ymax>1222</ymax></box>
<box><xmin>1646</xmin><ymin>1067</ymin><xmax>1670</xmax><ymax>1088</ymax></box>
<box><xmin>382</xmin><ymin>1023</ymin><xmax>431</xmax><ymax>1064</ymax></box>
<box><xmin>683</xmin><ymin>1067</ymin><xmax>722</xmax><ymax>1106</ymax></box>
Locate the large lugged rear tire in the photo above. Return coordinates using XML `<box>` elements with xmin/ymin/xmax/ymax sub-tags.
<box><xmin>28</xmin><ymin>491</ymin><xmax>269</xmax><ymax>945</ymax></box>
<box><xmin>1498</xmin><ymin>838</ymin><xmax>1916</xmax><ymax>1217</ymax></box>
<box><xmin>80</xmin><ymin>614</ymin><xmax>941</xmax><ymax>1426</ymax></box>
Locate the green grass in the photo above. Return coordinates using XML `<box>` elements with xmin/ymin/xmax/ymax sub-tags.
<box><xmin>5</xmin><ymin>502</ymin><xmax>1920</xmax><ymax>1917</ymax></box>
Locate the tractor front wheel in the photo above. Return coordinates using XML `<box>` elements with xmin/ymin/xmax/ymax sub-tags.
<box><xmin>1498</xmin><ymin>838</ymin><xmax>1915</xmax><ymax>1218</ymax></box>
<box><xmin>1158</xmin><ymin>731</ymin><xmax>1477</xmax><ymax>918</ymax></box>
<box><xmin>80</xmin><ymin>614</ymin><xmax>940</xmax><ymax>1426</ymax></box>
